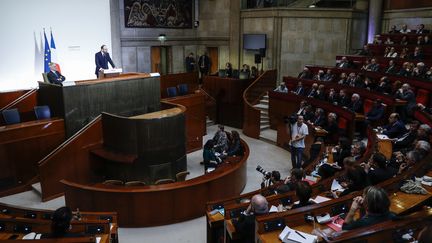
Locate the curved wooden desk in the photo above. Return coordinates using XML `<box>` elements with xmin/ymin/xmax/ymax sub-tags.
<box><xmin>60</xmin><ymin>140</ymin><xmax>249</xmax><ymax>227</ymax></box>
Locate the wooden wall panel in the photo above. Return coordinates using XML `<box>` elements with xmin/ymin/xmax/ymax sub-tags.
<box><xmin>0</xmin><ymin>119</ymin><xmax>65</xmax><ymax>186</ymax></box>
<box><xmin>385</xmin><ymin>0</ymin><xmax>432</xmax><ymax>10</ymax></box>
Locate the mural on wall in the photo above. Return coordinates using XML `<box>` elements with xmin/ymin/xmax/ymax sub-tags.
<box><xmin>124</xmin><ymin>0</ymin><xmax>193</xmax><ymax>28</ymax></box>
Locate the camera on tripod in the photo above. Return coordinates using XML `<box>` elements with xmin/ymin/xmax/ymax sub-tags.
<box><xmin>256</xmin><ymin>165</ymin><xmax>271</xmax><ymax>180</ymax></box>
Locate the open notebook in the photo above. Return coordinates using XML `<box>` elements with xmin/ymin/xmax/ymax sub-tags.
<box><xmin>278</xmin><ymin>226</ymin><xmax>318</xmax><ymax>243</ymax></box>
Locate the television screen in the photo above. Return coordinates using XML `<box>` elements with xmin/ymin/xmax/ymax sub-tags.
<box><xmin>243</xmin><ymin>34</ymin><xmax>266</xmax><ymax>50</ymax></box>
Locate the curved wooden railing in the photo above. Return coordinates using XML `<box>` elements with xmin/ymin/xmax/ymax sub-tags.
<box><xmin>60</xmin><ymin>139</ymin><xmax>249</xmax><ymax>227</ymax></box>
<box><xmin>243</xmin><ymin>70</ymin><xmax>277</xmax><ymax>138</ymax></box>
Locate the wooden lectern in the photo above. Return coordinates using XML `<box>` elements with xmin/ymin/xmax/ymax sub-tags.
<box><xmin>98</xmin><ymin>68</ymin><xmax>123</xmax><ymax>79</ymax></box>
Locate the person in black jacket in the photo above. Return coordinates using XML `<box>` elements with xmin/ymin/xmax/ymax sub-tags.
<box><xmin>365</xmin><ymin>99</ymin><xmax>384</xmax><ymax>124</ymax></box>
<box><xmin>291</xmin><ymin>181</ymin><xmax>315</xmax><ymax>209</ymax></box>
<box><xmin>41</xmin><ymin>207</ymin><xmax>83</xmax><ymax>239</ymax></box>
<box><xmin>392</xmin><ymin>121</ymin><xmax>420</xmax><ymax>151</ymax></box>
<box><xmin>338</xmin><ymin>89</ymin><xmax>350</xmax><ymax>107</ymax></box>
<box><xmin>339</xmin><ymin>164</ymin><xmax>370</xmax><ymax>197</ymax></box>
<box><xmin>47</xmin><ymin>62</ymin><xmax>66</xmax><ymax>85</ymax></box>
<box><xmin>362</xmin><ymin>153</ymin><xmax>396</xmax><ymax>185</ymax></box>
<box><xmin>233</xmin><ymin>194</ymin><xmax>268</xmax><ymax>243</ymax></box>
<box><xmin>347</xmin><ymin>93</ymin><xmax>363</xmax><ymax>113</ymax></box>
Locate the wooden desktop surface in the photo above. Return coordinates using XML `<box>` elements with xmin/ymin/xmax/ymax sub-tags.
<box><xmin>129</xmin><ymin>108</ymin><xmax>182</xmax><ymax>119</ymax></box>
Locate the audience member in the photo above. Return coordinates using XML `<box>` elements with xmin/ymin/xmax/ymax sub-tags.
<box><xmin>337</xmin><ymin>56</ymin><xmax>350</xmax><ymax>68</ymax></box>
<box><xmin>358</xmin><ymin>45</ymin><xmax>372</xmax><ymax>56</ymax></box>
<box><xmin>381</xmin><ymin>113</ymin><xmax>407</xmax><ymax>139</ymax></box>
<box><xmin>399</xmin><ymin>24</ymin><xmax>411</xmax><ymax>34</ymax></box>
<box><xmin>400</xmin><ymin>35</ymin><xmax>409</xmax><ymax>45</ymax></box>
<box><xmin>362</xmin><ymin>153</ymin><xmax>396</xmax><ymax>185</ymax></box>
<box><xmin>323</xmin><ymin>112</ymin><xmax>339</xmax><ymax>143</ymax></box>
<box><xmin>240</xmin><ymin>64</ymin><xmax>250</xmax><ymax>78</ymax></box>
<box><xmin>384</xmin><ymin>60</ymin><xmax>398</xmax><ymax>75</ymax></box>
<box><xmin>388</xmin><ymin>25</ymin><xmax>399</xmax><ymax>34</ymax></box>
<box><xmin>233</xmin><ymin>194</ymin><xmax>268</xmax><ymax>243</ymax></box>
<box><xmin>417</xmin><ymin>36</ymin><xmax>425</xmax><ymax>45</ymax></box>
<box><xmin>306</xmin><ymin>83</ymin><xmax>319</xmax><ymax>98</ymax></box>
<box><xmin>307</xmin><ymin>108</ymin><xmax>326</xmax><ymax>127</ymax></box>
<box><xmin>384</xmin><ymin>37</ymin><xmax>394</xmax><ymax>44</ymax></box>
<box><xmin>347</xmin><ymin>93</ymin><xmax>363</xmax><ymax>113</ymax></box>
<box><xmin>424</xmin><ymin>35</ymin><xmax>431</xmax><ymax>45</ymax></box>
<box><xmin>291</xmin><ymin>181</ymin><xmax>314</xmax><ymax>209</ymax></box>
<box><xmin>384</xmin><ymin>47</ymin><xmax>398</xmax><ymax>58</ymax></box>
<box><xmin>41</xmin><ymin>207</ymin><xmax>79</xmax><ymax>238</ymax></box>
<box><xmin>365</xmin><ymin>99</ymin><xmax>385</xmax><ymax>124</ymax></box>
<box><xmin>198</xmin><ymin>52</ymin><xmax>211</xmax><ymax>77</ymax></box>
<box><xmin>342</xmin><ymin>186</ymin><xmax>395</xmax><ymax>230</ymax></box>
<box><xmin>274</xmin><ymin>82</ymin><xmax>288</xmax><ymax>93</ymax></box>
<box><xmin>224</xmin><ymin>131</ymin><xmax>243</xmax><ymax>157</ymax></box>
<box><xmin>298</xmin><ymin>67</ymin><xmax>313</xmax><ymax>80</ymax></box>
<box><xmin>375</xmin><ymin>76</ymin><xmax>392</xmax><ymax>94</ymax></box>
<box><xmin>338</xmin><ymin>89</ymin><xmax>350</xmax><ymax>107</ymax></box>
<box><xmin>323</xmin><ymin>69</ymin><xmax>334</xmax><ymax>81</ymax></box>
<box><xmin>409</xmin><ymin>46</ymin><xmax>424</xmax><ymax>60</ymax></box>
<box><xmin>394</xmin><ymin>83</ymin><xmax>416</xmax><ymax>118</ymax></box>
<box><xmin>276</xmin><ymin>168</ymin><xmax>305</xmax><ymax>193</ymax></box>
<box><xmin>316</xmin><ymin>84</ymin><xmax>326</xmax><ymax>100</ymax></box>
<box><xmin>339</xmin><ymin>164</ymin><xmax>370</xmax><ymax>197</ymax></box>
<box><xmin>399</xmin><ymin>47</ymin><xmax>409</xmax><ymax>58</ymax></box>
<box><xmin>416</xmin><ymin>24</ymin><xmax>430</xmax><ymax>34</ymax></box>
<box><xmin>292</xmin><ymin>81</ymin><xmax>305</xmax><ymax>95</ymax></box>
<box><xmin>213</xmin><ymin>125</ymin><xmax>229</xmax><ymax>152</ymax></box>
<box><xmin>313</xmin><ymin>69</ymin><xmax>325</xmax><ymax>81</ymax></box>
<box><xmin>327</xmin><ymin>88</ymin><xmax>339</xmax><ymax>105</ymax></box>
<box><xmin>338</xmin><ymin>73</ymin><xmax>349</xmax><ymax>86</ymax></box>
<box><xmin>202</xmin><ymin>139</ymin><xmax>221</xmax><ymax>168</ymax></box>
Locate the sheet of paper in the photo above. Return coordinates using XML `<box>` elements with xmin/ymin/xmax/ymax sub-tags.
<box><xmin>312</xmin><ymin>196</ymin><xmax>331</xmax><ymax>204</ymax></box>
<box><xmin>269</xmin><ymin>205</ymin><xmax>279</xmax><ymax>213</ymax></box>
<box><xmin>331</xmin><ymin>179</ymin><xmax>344</xmax><ymax>192</ymax></box>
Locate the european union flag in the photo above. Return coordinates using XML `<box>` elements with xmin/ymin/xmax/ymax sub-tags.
<box><xmin>44</xmin><ymin>31</ymin><xmax>51</xmax><ymax>73</ymax></box>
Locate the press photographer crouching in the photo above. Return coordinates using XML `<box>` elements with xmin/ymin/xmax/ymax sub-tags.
<box><xmin>257</xmin><ymin>166</ymin><xmax>283</xmax><ymax>189</ymax></box>
<box><xmin>275</xmin><ymin>168</ymin><xmax>305</xmax><ymax>194</ymax></box>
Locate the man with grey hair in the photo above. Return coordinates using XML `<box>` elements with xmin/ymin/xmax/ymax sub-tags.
<box><xmin>418</xmin><ymin>124</ymin><xmax>431</xmax><ymax>141</ymax></box>
<box><xmin>415</xmin><ymin>140</ymin><xmax>430</xmax><ymax>159</ymax></box>
<box><xmin>233</xmin><ymin>194</ymin><xmax>268</xmax><ymax>242</ymax></box>
<box><xmin>347</xmin><ymin>93</ymin><xmax>363</xmax><ymax>113</ymax></box>
<box><xmin>47</xmin><ymin>62</ymin><xmax>65</xmax><ymax>85</ymax></box>
<box><xmin>395</xmin><ymin>83</ymin><xmax>416</xmax><ymax>120</ymax></box>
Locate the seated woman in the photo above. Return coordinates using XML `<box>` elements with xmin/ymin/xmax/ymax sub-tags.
<box><xmin>362</xmin><ymin>153</ymin><xmax>396</xmax><ymax>185</ymax></box>
<box><xmin>224</xmin><ymin>130</ymin><xmax>243</xmax><ymax>156</ymax></box>
<box><xmin>291</xmin><ymin>181</ymin><xmax>314</xmax><ymax>209</ymax></box>
<box><xmin>42</xmin><ymin>207</ymin><xmax>81</xmax><ymax>238</ymax></box>
<box><xmin>339</xmin><ymin>164</ymin><xmax>370</xmax><ymax>197</ymax></box>
<box><xmin>202</xmin><ymin>139</ymin><xmax>221</xmax><ymax>169</ymax></box>
<box><xmin>318</xmin><ymin>137</ymin><xmax>352</xmax><ymax>179</ymax></box>
<box><xmin>342</xmin><ymin>186</ymin><xmax>396</xmax><ymax>230</ymax></box>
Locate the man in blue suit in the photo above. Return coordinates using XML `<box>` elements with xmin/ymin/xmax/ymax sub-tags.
<box><xmin>95</xmin><ymin>45</ymin><xmax>115</xmax><ymax>77</ymax></box>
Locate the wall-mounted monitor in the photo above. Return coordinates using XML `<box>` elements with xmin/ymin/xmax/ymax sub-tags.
<box><xmin>243</xmin><ymin>34</ymin><xmax>266</xmax><ymax>50</ymax></box>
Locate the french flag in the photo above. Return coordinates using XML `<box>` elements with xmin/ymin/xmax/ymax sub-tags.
<box><xmin>50</xmin><ymin>30</ymin><xmax>61</xmax><ymax>72</ymax></box>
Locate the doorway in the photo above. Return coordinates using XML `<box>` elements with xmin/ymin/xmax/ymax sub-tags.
<box><xmin>207</xmin><ymin>47</ymin><xmax>219</xmax><ymax>75</ymax></box>
<box><xmin>151</xmin><ymin>46</ymin><xmax>172</xmax><ymax>75</ymax></box>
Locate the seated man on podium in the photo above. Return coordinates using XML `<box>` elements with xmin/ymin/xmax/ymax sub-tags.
<box><xmin>47</xmin><ymin>62</ymin><xmax>66</xmax><ymax>85</ymax></box>
<box><xmin>95</xmin><ymin>44</ymin><xmax>116</xmax><ymax>77</ymax></box>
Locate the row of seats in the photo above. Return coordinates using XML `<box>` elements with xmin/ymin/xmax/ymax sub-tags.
<box><xmin>2</xmin><ymin>106</ymin><xmax>51</xmax><ymax>125</ymax></box>
<box><xmin>166</xmin><ymin>83</ymin><xmax>188</xmax><ymax>97</ymax></box>
<box><xmin>102</xmin><ymin>171</ymin><xmax>190</xmax><ymax>186</ymax></box>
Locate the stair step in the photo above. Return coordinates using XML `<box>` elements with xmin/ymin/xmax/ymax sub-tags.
<box><xmin>31</xmin><ymin>183</ymin><xmax>42</xmax><ymax>196</ymax></box>
<box><xmin>254</xmin><ymin>104</ymin><xmax>269</xmax><ymax>110</ymax></box>
<box><xmin>260</xmin><ymin>100</ymin><xmax>269</xmax><ymax>105</ymax></box>
<box><xmin>260</xmin><ymin>121</ymin><xmax>270</xmax><ymax>126</ymax></box>
<box><xmin>260</xmin><ymin>125</ymin><xmax>270</xmax><ymax>131</ymax></box>
<box><xmin>260</xmin><ymin>117</ymin><xmax>269</xmax><ymax>121</ymax></box>
<box><xmin>263</xmin><ymin>95</ymin><xmax>269</xmax><ymax>99</ymax></box>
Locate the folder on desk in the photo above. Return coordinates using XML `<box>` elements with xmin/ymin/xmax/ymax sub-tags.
<box><xmin>278</xmin><ymin>226</ymin><xmax>318</xmax><ymax>243</ymax></box>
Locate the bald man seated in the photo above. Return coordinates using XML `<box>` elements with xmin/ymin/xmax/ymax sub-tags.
<box><xmin>233</xmin><ymin>194</ymin><xmax>269</xmax><ymax>242</ymax></box>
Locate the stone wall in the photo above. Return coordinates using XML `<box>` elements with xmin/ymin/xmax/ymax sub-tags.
<box><xmin>240</xmin><ymin>8</ymin><xmax>368</xmax><ymax>81</ymax></box>
<box><xmin>382</xmin><ymin>7</ymin><xmax>432</xmax><ymax>33</ymax></box>
<box><xmin>112</xmin><ymin>0</ymin><xmax>234</xmax><ymax>74</ymax></box>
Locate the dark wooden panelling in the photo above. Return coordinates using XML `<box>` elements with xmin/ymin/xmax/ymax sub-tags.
<box><xmin>0</xmin><ymin>119</ymin><xmax>65</xmax><ymax>185</ymax></box>
<box><xmin>203</xmin><ymin>76</ymin><xmax>254</xmax><ymax>128</ymax></box>
<box><xmin>38</xmin><ymin>117</ymin><xmax>103</xmax><ymax>201</ymax></box>
<box><xmin>160</xmin><ymin>72</ymin><xmax>199</xmax><ymax>98</ymax></box>
<box><xmin>0</xmin><ymin>90</ymin><xmax>29</xmax><ymax>109</ymax></box>
<box><xmin>163</xmin><ymin>93</ymin><xmax>206</xmax><ymax>152</ymax></box>
<box><xmin>0</xmin><ymin>89</ymin><xmax>38</xmax><ymax>125</ymax></box>
<box><xmin>38</xmin><ymin>74</ymin><xmax>161</xmax><ymax>137</ymax></box>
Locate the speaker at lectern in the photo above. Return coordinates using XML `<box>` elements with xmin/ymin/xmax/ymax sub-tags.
<box><xmin>98</xmin><ymin>68</ymin><xmax>123</xmax><ymax>79</ymax></box>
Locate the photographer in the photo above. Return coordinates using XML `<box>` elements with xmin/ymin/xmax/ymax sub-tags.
<box><xmin>275</xmin><ymin>168</ymin><xmax>305</xmax><ymax>194</ymax></box>
<box><xmin>290</xmin><ymin>115</ymin><xmax>309</xmax><ymax>168</ymax></box>
<box><xmin>257</xmin><ymin>166</ymin><xmax>282</xmax><ymax>188</ymax></box>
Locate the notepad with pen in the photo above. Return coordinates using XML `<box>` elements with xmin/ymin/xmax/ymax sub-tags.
<box><xmin>278</xmin><ymin>226</ymin><xmax>318</xmax><ymax>243</ymax></box>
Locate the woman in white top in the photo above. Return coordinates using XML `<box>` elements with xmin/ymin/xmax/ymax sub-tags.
<box><xmin>385</xmin><ymin>47</ymin><xmax>398</xmax><ymax>58</ymax></box>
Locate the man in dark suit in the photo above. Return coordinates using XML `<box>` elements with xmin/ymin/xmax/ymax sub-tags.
<box><xmin>292</xmin><ymin>81</ymin><xmax>305</xmax><ymax>95</ymax></box>
<box><xmin>365</xmin><ymin>99</ymin><xmax>385</xmax><ymax>123</ymax></box>
<box><xmin>95</xmin><ymin>45</ymin><xmax>115</xmax><ymax>77</ymax></box>
<box><xmin>185</xmin><ymin>52</ymin><xmax>196</xmax><ymax>72</ymax></box>
<box><xmin>47</xmin><ymin>62</ymin><xmax>65</xmax><ymax>85</ymax></box>
<box><xmin>384</xmin><ymin>60</ymin><xmax>398</xmax><ymax>75</ymax></box>
<box><xmin>233</xmin><ymin>194</ymin><xmax>268</xmax><ymax>243</ymax></box>
<box><xmin>198</xmin><ymin>52</ymin><xmax>211</xmax><ymax>78</ymax></box>
<box><xmin>416</xmin><ymin>24</ymin><xmax>430</xmax><ymax>34</ymax></box>
<box><xmin>382</xmin><ymin>113</ymin><xmax>407</xmax><ymax>139</ymax></box>
<box><xmin>347</xmin><ymin>93</ymin><xmax>363</xmax><ymax>113</ymax></box>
